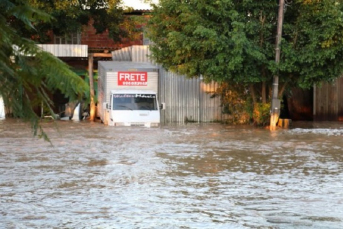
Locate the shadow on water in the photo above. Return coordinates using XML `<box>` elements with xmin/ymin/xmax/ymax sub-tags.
<box><xmin>0</xmin><ymin>119</ymin><xmax>343</xmax><ymax>228</ymax></box>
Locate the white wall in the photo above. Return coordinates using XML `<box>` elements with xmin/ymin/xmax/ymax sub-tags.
<box><xmin>0</xmin><ymin>96</ymin><xmax>5</xmax><ymax>120</ymax></box>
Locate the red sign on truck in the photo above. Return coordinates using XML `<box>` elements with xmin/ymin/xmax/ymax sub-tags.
<box><xmin>118</xmin><ymin>72</ymin><xmax>148</xmax><ymax>86</ymax></box>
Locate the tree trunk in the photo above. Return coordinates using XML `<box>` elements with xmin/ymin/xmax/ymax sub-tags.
<box><xmin>278</xmin><ymin>82</ymin><xmax>288</xmax><ymax>98</ymax></box>
<box><xmin>262</xmin><ymin>81</ymin><xmax>267</xmax><ymax>104</ymax></box>
<box><xmin>250</xmin><ymin>84</ymin><xmax>257</xmax><ymax>104</ymax></box>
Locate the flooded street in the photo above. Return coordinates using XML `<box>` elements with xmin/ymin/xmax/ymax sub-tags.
<box><xmin>0</xmin><ymin>119</ymin><xmax>343</xmax><ymax>229</ymax></box>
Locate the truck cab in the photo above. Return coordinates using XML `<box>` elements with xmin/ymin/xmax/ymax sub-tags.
<box><xmin>103</xmin><ymin>90</ymin><xmax>162</xmax><ymax>127</ymax></box>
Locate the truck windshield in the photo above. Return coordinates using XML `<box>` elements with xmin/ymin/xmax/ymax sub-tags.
<box><xmin>112</xmin><ymin>94</ymin><xmax>157</xmax><ymax>111</ymax></box>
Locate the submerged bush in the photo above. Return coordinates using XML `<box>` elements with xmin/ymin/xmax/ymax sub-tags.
<box><xmin>215</xmin><ymin>83</ymin><xmax>272</xmax><ymax>126</ymax></box>
<box><xmin>253</xmin><ymin>103</ymin><xmax>271</xmax><ymax>126</ymax></box>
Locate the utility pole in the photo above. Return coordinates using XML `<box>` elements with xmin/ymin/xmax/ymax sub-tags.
<box><xmin>270</xmin><ymin>0</ymin><xmax>285</xmax><ymax>130</ymax></box>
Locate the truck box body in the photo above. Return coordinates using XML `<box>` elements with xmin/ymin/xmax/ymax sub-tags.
<box><xmin>98</xmin><ymin>61</ymin><xmax>160</xmax><ymax>127</ymax></box>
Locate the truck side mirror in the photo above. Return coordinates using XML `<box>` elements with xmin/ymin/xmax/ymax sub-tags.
<box><xmin>160</xmin><ymin>102</ymin><xmax>165</xmax><ymax>110</ymax></box>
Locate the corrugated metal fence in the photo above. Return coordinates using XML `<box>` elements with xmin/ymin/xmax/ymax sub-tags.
<box><xmin>314</xmin><ymin>77</ymin><xmax>343</xmax><ymax>121</ymax></box>
<box><xmin>112</xmin><ymin>45</ymin><xmax>223</xmax><ymax>123</ymax></box>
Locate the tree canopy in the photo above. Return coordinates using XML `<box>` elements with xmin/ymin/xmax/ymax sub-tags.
<box><xmin>146</xmin><ymin>0</ymin><xmax>343</xmax><ymax>104</ymax></box>
<box><xmin>0</xmin><ymin>0</ymin><xmax>88</xmax><ymax>139</ymax></box>
<box><xmin>19</xmin><ymin>0</ymin><xmax>136</xmax><ymax>44</ymax></box>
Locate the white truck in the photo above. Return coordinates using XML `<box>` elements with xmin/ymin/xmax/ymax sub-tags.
<box><xmin>97</xmin><ymin>61</ymin><xmax>163</xmax><ymax>127</ymax></box>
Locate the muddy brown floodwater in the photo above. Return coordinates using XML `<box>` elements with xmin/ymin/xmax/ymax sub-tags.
<box><xmin>0</xmin><ymin>119</ymin><xmax>343</xmax><ymax>229</ymax></box>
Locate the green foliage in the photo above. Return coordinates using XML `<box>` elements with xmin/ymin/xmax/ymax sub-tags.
<box><xmin>0</xmin><ymin>0</ymin><xmax>88</xmax><ymax>140</ymax></box>
<box><xmin>147</xmin><ymin>0</ymin><xmax>343</xmax><ymax>101</ymax></box>
<box><xmin>280</xmin><ymin>0</ymin><xmax>343</xmax><ymax>88</ymax></box>
<box><xmin>147</xmin><ymin>0</ymin><xmax>277</xmax><ymax>84</ymax></box>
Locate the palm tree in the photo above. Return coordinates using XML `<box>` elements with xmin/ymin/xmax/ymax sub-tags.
<box><xmin>0</xmin><ymin>0</ymin><xmax>88</xmax><ymax>140</ymax></box>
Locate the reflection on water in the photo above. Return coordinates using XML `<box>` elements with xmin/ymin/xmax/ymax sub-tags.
<box><xmin>0</xmin><ymin>119</ymin><xmax>343</xmax><ymax>228</ymax></box>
